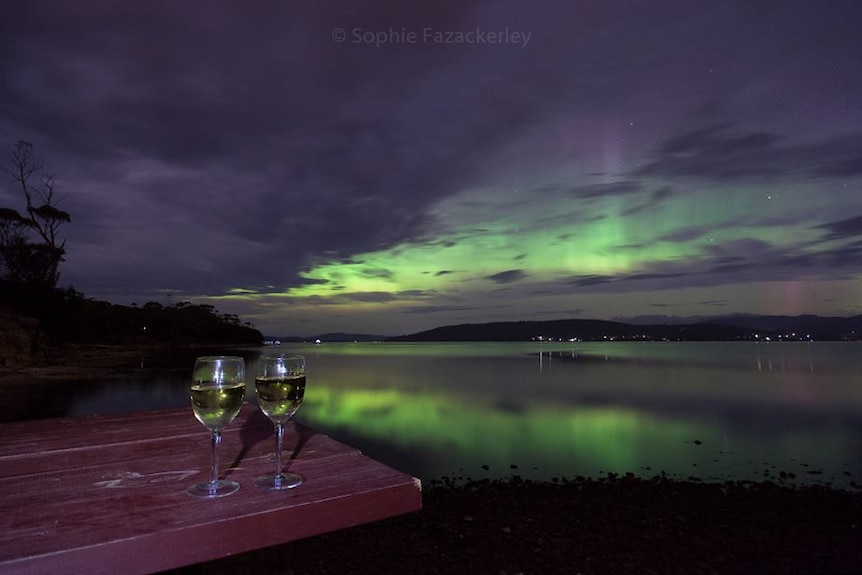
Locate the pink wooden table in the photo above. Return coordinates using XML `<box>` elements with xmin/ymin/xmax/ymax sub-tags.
<box><xmin>0</xmin><ymin>403</ymin><xmax>422</xmax><ymax>574</ymax></box>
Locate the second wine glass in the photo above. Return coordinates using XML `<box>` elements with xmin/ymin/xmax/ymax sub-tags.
<box><xmin>254</xmin><ymin>354</ymin><xmax>306</xmax><ymax>489</ymax></box>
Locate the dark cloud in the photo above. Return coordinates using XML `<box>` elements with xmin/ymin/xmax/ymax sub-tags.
<box><xmin>301</xmin><ymin>289</ymin><xmax>435</xmax><ymax>305</ymax></box>
<box><xmin>358</xmin><ymin>267</ymin><xmax>397</xmax><ymax>280</ymax></box>
<box><xmin>658</xmin><ymin>227</ymin><xmax>709</xmax><ymax>243</ymax></box>
<box><xmin>562</xmin><ymin>235</ymin><xmax>862</xmax><ymax>295</ymax></box>
<box><xmin>620</xmin><ymin>185</ymin><xmax>674</xmax><ymax>216</ymax></box>
<box><xmin>811</xmin><ymin>241</ymin><xmax>862</xmax><ymax>269</ymax></box>
<box><xmin>638</xmin><ymin>124</ymin><xmax>862</xmax><ymax>181</ymax></box>
<box><xmin>702</xmin><ymin>238</ymin><xmax>773</xmax><ymax>259</ymax></box>
<box><xmin>818</xmin><ymin>215</ymin><xmax>862</xmax><ymax>241</ymax></box>
<box><xmin>625</xmin><ymin>272</ymin><xmax>691</xmax><ymax>282</ymax></box>
<box><xmin>487</xmin><ymin>269</ymin><xmax>526</xmax><ymax>284</ymax></box>
<box><xmin>562</xmin><ymin>181</ymin><xmax>644</xmax><ymax>200</ymax></box>
<box><xmin>568</xmin><ymin>275</ymin><xmax>615</xmax><ymax>288</ymax></box>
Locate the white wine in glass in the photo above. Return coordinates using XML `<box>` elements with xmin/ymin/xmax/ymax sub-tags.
<box><xmin>187</xmin><ymin>356</ymin><xmax>246</xmax><ymax>498</ymax></box>
<box><xmin>254</xmin><ymin>354</ymin><xmax>306</xmax><ymax>489</ymax></box>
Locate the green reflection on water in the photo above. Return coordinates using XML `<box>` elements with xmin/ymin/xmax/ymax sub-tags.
<box><xmin>275</xmin><ymin>342</ymin><xmax>862</xmax><ymax>487</ymax></box>
<box><xmin>302</xmin><ymin>383</ymin><xmax>705</xmax><ymax>480</ymax></box>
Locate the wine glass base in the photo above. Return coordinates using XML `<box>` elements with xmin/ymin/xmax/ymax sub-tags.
<box><xmin>186</xmin><ymin>479</ymin><xmax>241</xmax><ymax>498</ymax></box>
<box><xmin>255</xmin><ymin>472</ymin><xmax>304</xmax><ymax>490</ymax></box>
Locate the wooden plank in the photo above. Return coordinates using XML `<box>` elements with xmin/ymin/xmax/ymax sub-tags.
<box><xmin>0</xmin><ymin>405</ymin><xmax>238</xmax><ymax>459</ymax></box>
<box><xmin>0</xmin><ymin>405</ymin><xmax>275</xmax><ymax>479</ymax></box>
<box><xmin>0</xmin><ymin>424</ymin><xmax>356</xmax><ymax>507</ymax></box>
<box><xmin>0</xmin><ymin>406</ymin><xmax>422</xmax><ymax>575</ymax></box>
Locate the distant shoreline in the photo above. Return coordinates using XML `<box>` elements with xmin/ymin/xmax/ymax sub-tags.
<box><xmin>384</xmin><ymin>316</ymin><xmax>862</xmax><ymax>343</ymax></box>
<box><xmin>271</xmin><ymin>314</ymin><xmax>862</xmax><ymax>344</ymax></box>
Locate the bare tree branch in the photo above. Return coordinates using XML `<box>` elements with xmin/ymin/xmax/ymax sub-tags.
<box><xmin>0</xmin><ymin>142</ymin><xmax>71</xmax><ymax>286</ymax></box>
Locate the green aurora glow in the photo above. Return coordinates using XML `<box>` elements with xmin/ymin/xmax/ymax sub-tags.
<box><xmin>213</xmin><ymin>177</ymin><xmax>861</xmax><ymax>334</ymax></box>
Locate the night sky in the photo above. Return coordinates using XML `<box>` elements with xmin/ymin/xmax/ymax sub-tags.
<box><xmin>2</xmin><ymin>1</ymin><xmax>861</xmax><ymax>336</ymax></box>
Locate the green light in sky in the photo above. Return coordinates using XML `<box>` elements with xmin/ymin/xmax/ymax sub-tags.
<box><xmin>273</xmin><ymin>180</ymin><xmax>794</xmax><ymax>300</ymax></box>
<box><xmin>209</xmin><ymin>175</ymin><xmax>861</xmax><ymax>331</ymax></box>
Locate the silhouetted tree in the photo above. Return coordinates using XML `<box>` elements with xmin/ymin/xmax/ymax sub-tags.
<box><xmin>0</xmin><ymin>141</ymin><xmax>70</xmax><ymax>287</ymax></box>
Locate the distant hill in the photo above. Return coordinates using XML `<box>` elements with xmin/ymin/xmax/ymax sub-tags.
<box><xmin>385</xmin><ymin>315</ymin><xmax>862</xmax><ymax>342</ymax></box>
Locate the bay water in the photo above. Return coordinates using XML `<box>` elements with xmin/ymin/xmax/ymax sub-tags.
<box><xmin>62</xmin><ymin>341</ymin><xmax>862</xmax><ymax>488</ymax></box>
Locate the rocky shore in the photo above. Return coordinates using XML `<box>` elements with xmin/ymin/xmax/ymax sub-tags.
<box><xmin>183</xmin><ymin>475</ymin><xmax>862</xmax><ymax>575</ymax></box>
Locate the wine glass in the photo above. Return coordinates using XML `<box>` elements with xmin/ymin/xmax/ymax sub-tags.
<box><xmin>254</xmin><ymin>354</ymin><xmax>306</xmax><ymax>489</ymax></box>
<box><xmin>187</xmin><ymin>356</ymin><xmax>246</xmax><ymax>498</ymax></box>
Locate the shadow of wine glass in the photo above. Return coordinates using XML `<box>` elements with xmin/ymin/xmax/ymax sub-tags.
<box><xmin>225</xmin><ymin>405</ymin><xmax>271</xmax><ymax>475</ymax></box>
<box><xmin>225</xmin><ymin>405</ymin><xmax>317</xmax><ymax>478</ymax></box>
<box><xmin>285</xmin><ymin>421</ymin><xmax>316</xmax><ymax>466</ymax></box>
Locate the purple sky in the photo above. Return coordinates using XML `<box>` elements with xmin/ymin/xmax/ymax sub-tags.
<box><xmin>2</xmin><ymin>1</ymin><xmax>861</xmax><ymax>336</ymax></box>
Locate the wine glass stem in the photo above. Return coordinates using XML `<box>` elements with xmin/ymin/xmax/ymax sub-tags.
<box><xmin>274</xmin><ymin>422</ymin><xmax>285</xmax><ymax>487</ymax></box>
<box><xmin>209</xmin><ymin>430</ymin><xmax>222</xmax><ymax>494</ymax></box>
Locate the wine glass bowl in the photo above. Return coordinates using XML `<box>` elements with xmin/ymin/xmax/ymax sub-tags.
<box><xmin>187</xmin><ymin>356</ymin><xmax>246</xmax><ymax>498</ymax></box>
<box><xmin>254</xmin><ymin>354</ymin><xmax>306</xmax><ymax>490</ymax></box>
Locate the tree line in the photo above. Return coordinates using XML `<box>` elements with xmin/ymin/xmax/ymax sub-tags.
<box><xmin>0</xmin><ymin>142</ymin><xmax>262</xmax><ymax>346</ymax></box>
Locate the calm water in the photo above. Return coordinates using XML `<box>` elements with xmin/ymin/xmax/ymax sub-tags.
<box><xmin>32</xmin><ymin>341</ymin><xmax>862</xmax><ymax>488</ymax></box>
